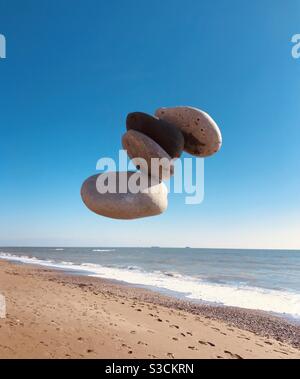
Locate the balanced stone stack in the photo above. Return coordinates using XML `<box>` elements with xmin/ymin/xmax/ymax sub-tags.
<box><xmin>81</xmin><ymin>106</ymin><xmax>222</xmax><ymax>220</ymax></box>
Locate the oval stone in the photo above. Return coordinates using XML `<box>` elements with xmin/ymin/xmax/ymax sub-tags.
<box><xmin>122</xmin><ymin>130</ymin><xmax>174</xmax><ymax>181</ymax></box>
<box><xmin>126</xmin><ymin>112</ymin><xmax>184</xmax><ymax>158</ymax></box>
<box><xmin>155</xmin><ymin>106</ymin><xmax>222</xmax><ymax>157</ymax></box>
<box><xmin>81</xmin><ymin>172</ymin><xmax>168</xmax><ymax>220</ymax></box>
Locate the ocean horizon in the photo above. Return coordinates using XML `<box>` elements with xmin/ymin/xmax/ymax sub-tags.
<box><xmin>1</xmin><ymin>246</ymin><xmax>300</xmax><ymax>320</ymax></box>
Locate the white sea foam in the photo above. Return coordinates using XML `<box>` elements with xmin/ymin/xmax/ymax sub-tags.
<box><xmin>54</xmin><ymin>248</ymin><xmax>64</xmax><ymax>251</ymax></box>
<box><xmin>92</xmin><ymin>249</ymin><xmax>115</xmax><ymax>252</ymax></box>
<box><xmin>1</xmin><ymin>252</ymin><xmax>300</xmax><ymax>318</ymax></box>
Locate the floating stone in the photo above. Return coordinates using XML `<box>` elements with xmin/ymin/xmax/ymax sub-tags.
<box><xmin>126</xmin><ymin>112</ymin><xmax>184</xmax><ymax>158</ymax></box>
<box><xmin>155</xmin><ymin>106</ymin><xmax>222</xmax><ymax>157</ymax></box>
<box><xmin>81</xmin><ymin>172</ymin><xmax>168</xmax><ymax>220</ymax></box>
<box><xmin>122</xmin><ymin>130</ymin><xmax>174</xmax><ymax>181</ymax></box>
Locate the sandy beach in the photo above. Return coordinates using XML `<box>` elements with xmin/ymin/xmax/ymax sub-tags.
<box><xmin>0</xmin><ymin>260</ymin><xmax>299</xmax><ymax>359</ymax></box>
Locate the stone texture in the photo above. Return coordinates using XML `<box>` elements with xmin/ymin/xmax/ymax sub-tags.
<box><xmin>81</xmin><ymin>172</ymin><xmax>168</xmax><ymax>220</ymax></box>
<box><xmin>122</xmin><ymin>130</ymin><xmax>174</xmax><ymax>181</ymax></box>
<box><xmin>126</xmin><ymin>112</ymin><xmax>184</xmax><ymax>158</ymax></box>
<box><xmin>155</xmin><ymin>106</ymin><xmax>222</xmax><ymax>157</ymax></box>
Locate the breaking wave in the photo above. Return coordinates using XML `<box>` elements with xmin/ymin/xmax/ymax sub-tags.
<box><xmin>1</xmin><ymin>252</ymin><xmax>300</xmax><ymax>318</ymax></box>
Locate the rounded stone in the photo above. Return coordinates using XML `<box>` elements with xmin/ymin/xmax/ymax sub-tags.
<box><xmin>122</xmin><ymin>130</ymin><xmax>174</xmax><ymax>181</ymax></box>
<box><xmin>126</xmin><ymin>112</ymin><xmax>184</xmax><ymax>158</ymax></box>
<box><xmin>155</xmin><ymin>106</ymin><xmax>222</xmax><ymax>157</ymax></box>
<box><xmin>81</xmin><ymin>172</ymin><xmax>168</xmax><ymax>220</ymax></box>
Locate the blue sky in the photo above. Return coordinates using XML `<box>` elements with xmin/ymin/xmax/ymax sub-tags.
<box><xmin>0</xmin><ymin>0</ymin><xmax>299</xmax><ymax>248</ymax></box>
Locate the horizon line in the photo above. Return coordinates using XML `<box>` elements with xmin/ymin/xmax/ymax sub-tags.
<box><xmin>0</xmin><ymin>245</ymin><xmax>300</xmax><ymax>252</ymax></box>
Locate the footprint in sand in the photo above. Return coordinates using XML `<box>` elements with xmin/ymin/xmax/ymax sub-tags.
<box><xmin>172</xmin><ymin>337</ymin><xmax>178</xmax><ymax>341</ymax></box>
<box><xmin>224</xmin><ymin>350</ymin><xmax>243</xmax><ymax>359</ymax></box>
<box><xmin>273</xmin><ymin>350</ymin><xmax>289</xmax><ymax>355</ymax></box>
<box><xmin>170</xmin><ymin>325</ymin><xmax>179</xmax><ymax>329</ymax></box>
<box><xmin>198</xmin><ymin>340</ymin><xmax>215</xmax><ymax>347</ymax></box>
<box><xmin>237</xmin><ymin>336</ymin><xmax>250</xmax><ymax>340</ymax></box>
<box><xmin>186</xmin><ymin>332</ymin><xmax>193</xmax><ymax>336</ymax></box>
<box><xmin>167</xmin><ymin>352</ymin><xmax>175</xmax><ymax>358</ymax></box>
<box><xmin>121</xmin><ymin>343</ymin><xmax>133</xmax><ymax>350</ymax></box>
<box><xmin>137</xmin><ymin>341</ymin><xmax>148</xmax><ymax>346</ymax></box>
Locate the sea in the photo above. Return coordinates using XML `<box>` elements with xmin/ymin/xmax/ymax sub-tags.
<box><xmin>0</xmin><ymin>247</ymin><xmax>300</xmax><ymax>320</ymax></box>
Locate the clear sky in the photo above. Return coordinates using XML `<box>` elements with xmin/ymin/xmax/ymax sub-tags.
<box><xmin>0</xmin><ymin>0</ymin><xmax>299</xmax><ymax>249</ymax></box>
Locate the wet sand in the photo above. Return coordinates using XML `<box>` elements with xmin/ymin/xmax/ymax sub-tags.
<box><xmin>0</xmin><ymin>260</ymin><xmax>299</xmax><ymax>359</ymax></box>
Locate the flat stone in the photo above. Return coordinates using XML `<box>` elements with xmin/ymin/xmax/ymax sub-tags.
<box><xmin>155</xmin><ymin>106</ymin><xmax>222</xmax><ymax>157</ymax></box>
<box><xmin>81</xmin><ymin>172</ymin><xmax>168</xmax><ymax>220</ymax></box>
<box><xmin>126</xmin><ymin>112</ymin><xmax>184</xmax><ymax>158</ymax></box>
<box><xmin>122</xmin><ymin>130</ymin><xmax>174</xmax><ymax>181</ymax></box>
